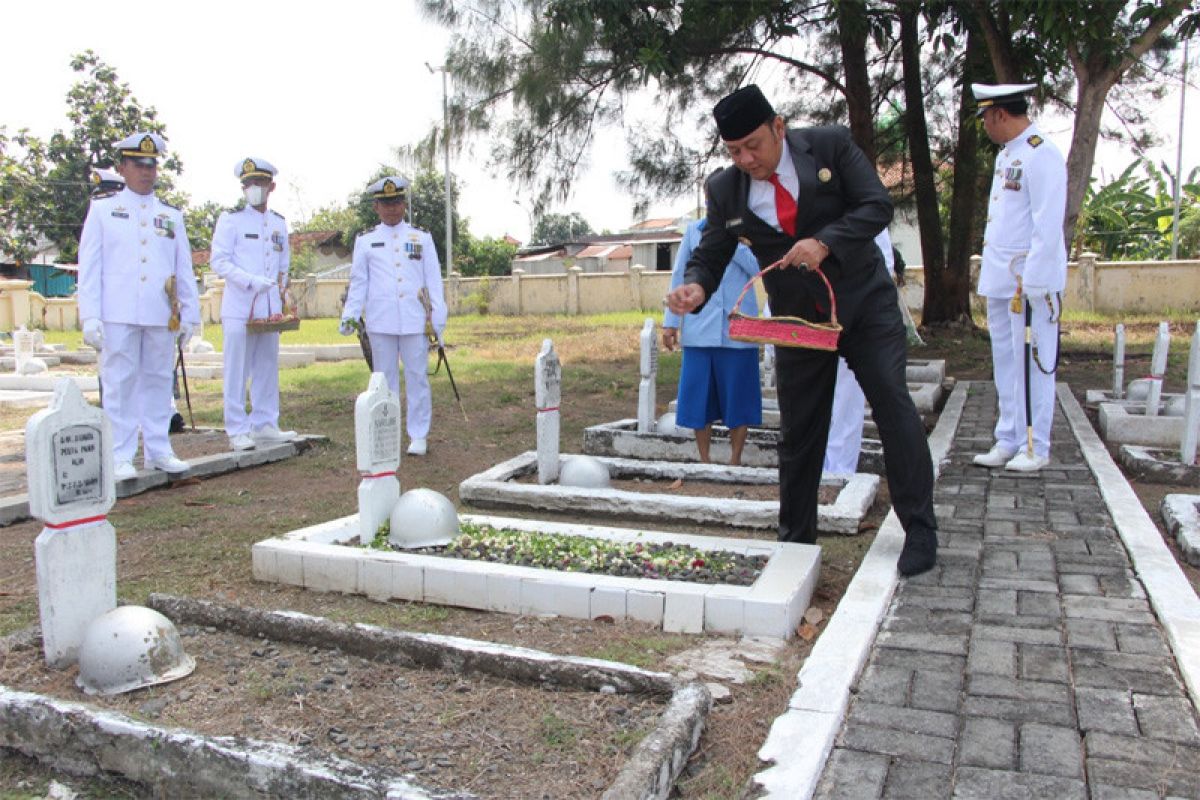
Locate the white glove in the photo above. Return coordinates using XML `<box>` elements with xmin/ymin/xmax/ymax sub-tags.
<box><xmin>176</xmin><ymin>321</ymin><xmax>193</xmax><ymax>344</ymax></box>
<box><xmin>249</xmin><ymin>275</ymin><xmax>276</xmax><ymax>293</ymax></box>
<box><xmin>82</xmin><ymin>319</ymin><xmax>103</xmax><ymax>350</ymax></box>
<box><xmin>435</xmin><ymin>325</ymin><xmax>446</xmax><ymax>346</ymax></box>
<box><xmin>339</xmin><ymin>318</ymin><xmax>356</xmax><ymax>336</ymax></box>
<box><xmin>1022</xmin><ymin>284</ymin><xmax>1051</xmax><ymax>299</ymax></box>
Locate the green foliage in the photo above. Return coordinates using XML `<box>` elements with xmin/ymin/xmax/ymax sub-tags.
<box><xmin>532</xmin><ymin>211</ymin><xmax>594</xmax><ymax>245</ymax></box>
<box><xmin>455</xmin><ymin>235</ymin><xmax>515</xmax><ymax>277</ymax></box>
<box><xmin>0</xmin><ymin>52</ymin><xmax>182</xmax><ymax>265</ymax></box>
<box><xmin>184</xmin><ymin>200</ymin><xmax>226</xmax><ymax>255</ymax></box>
<box><xmin>1075</xmin><ymin>159</ymin><xmax>1199</xmax><ymax>260</ymax></box>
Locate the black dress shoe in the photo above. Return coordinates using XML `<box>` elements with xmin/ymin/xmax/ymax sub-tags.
<box><xmin>169</xmin><ymin>412</ymin><xmax>185</xmax><ymax>434</ymax></box>
<box><xmin>898</xmin><ymin>528</ymin><xmax>938</xmax><ymax>577</ymax></box>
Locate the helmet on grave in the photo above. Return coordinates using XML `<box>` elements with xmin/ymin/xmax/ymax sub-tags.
<box><xmin>76</xmin><ymin>606</ymin><xmax>196</xmax><ymax>696</ymax></box>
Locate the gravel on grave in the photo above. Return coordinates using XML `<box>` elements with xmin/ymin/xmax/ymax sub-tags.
<box><xmin>0</xmin><ymin>624</ymin><xmax>665</xmax><ymax>799</ymax></box>
<box><xmin>513</xmin><ymin>475</ymin><xmax>842</xmax><ymax>505</ymax></box>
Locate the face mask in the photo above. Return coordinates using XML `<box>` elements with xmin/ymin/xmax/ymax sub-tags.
<box><xmin>243</xmin><ymin>184</ymin><xmax>268</xmax><ymax>207</ymax></box>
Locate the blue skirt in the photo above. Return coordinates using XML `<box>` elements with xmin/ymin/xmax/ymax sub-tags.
<box><xmin>675</xmin><ymin>346</ymin><xmax>762</xmax><ymax>430</ymax></box>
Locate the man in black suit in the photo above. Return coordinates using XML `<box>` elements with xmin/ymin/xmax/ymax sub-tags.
<box><xmin>667</xmin><ymin>85</ymin><xmax>938</xmax><ymax>577</ymax></box>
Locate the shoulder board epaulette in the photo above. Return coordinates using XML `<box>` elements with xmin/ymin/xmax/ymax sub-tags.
<box><xmin>90</xmin><ymin>191</ymin><xmax>118</xmax><ymax>201</ymax></box>
<box><xmin>160</xmin><ymin>200</ymin><xmax>180</xmax><ymax>210</ymax></box>
<box><xmin>358</xmin><ymin>225</ymin><xmax>379</xmax><ymax>237</ymax></box>
<box><xmin>411</xmin><ymin>225</ymin><xmax>428</xmax><ymax>234</ymax></box>
<box><xmin>271</xmin><ymin>210</ymin><xmax>286</xmax><ymax>220</ymax></box>
<box><xmin>1027</xmin><ymin>134</ymin><xmax>1043</xmax><ymax>148</ymax></box>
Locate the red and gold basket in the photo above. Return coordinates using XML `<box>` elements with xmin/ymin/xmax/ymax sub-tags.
<box><xmin>728</xmin><ymin>262</ymin><xmax>841</xmax><ymax>350</ymax></box>
<box><xmin>246</xmin><ymin>289</ymin><xmax>300</xmax><ymax>334</ymax></box>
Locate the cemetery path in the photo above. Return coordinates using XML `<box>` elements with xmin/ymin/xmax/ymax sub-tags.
<box><xmin>805</xmin><ymin>382</ymin><xmax>1200</xmax><ymax>799</ymax></box>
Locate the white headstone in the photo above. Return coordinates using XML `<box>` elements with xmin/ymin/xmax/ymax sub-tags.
<box><xmin>535</xmin><ymin>339</ymin><xmax>562</xmax><ymax>484</ymax></box>
<box><xmin>1182</xmin><ymin>322</ymin><xmax>1200</xmax><ymax>465</ymax></box>
<box><xmin>354</xmin><ymin>373</ymin><xmax>401</xmax><ymax>543</ymax></box>
<box><xmin>761</xmin><ymin>344</ymin><xmax>776</xmax><ymax>390</ymax></box>
<box><xmin>637</xmin><ymin>318</ymin><xmax>658</xmax><ymax>433</ymax></box>
<box><xmin>13</xmin><ymin>326</ymin><xmax>35</xmax><ymax>374</ymax></box>
<box><xmin>26</xmin><ymin>379</ymin><xmax>116</xmax><ymax>668</ymax></box>
<box><xmin>1113</xmin><ymin>323</ymin><xmax>1125</xmax><ymax>399</ymax></box>
<box><xmin>1145</xmin><ymin>321</ymin><xmax>1171</xmax><ymax>417</ymax></box>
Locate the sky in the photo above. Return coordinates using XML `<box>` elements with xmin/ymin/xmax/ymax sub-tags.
<box><xmin>3</xmin><ymin>2</ymin><xmax>1199</xmax><ymax>246</ymax></box>
<box><xmin>1</xmin><ymin>1</ymin><xmax>665</xmax><ymax>243</ymax></box>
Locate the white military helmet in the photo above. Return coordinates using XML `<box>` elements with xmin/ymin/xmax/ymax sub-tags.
<box><xmin>75</xmin><ymin>606</ymin><xmax>196</xmax><ymax>696</ymax></box>
<box><xmin>559</xmin><ymin>454</ymin><xmax>611</xmax><ymax>489</ymax></box>
<box><xmin>389</xmin><ymin>488</ymin><xmax>459</xmax><ymax>549</ymax></box>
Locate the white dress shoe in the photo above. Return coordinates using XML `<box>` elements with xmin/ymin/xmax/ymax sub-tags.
<box><xmin>145</xmin><ymin>455</ymin><xmax>189</xmax><ymax>475</ymax></box>
<box><xmin>973</xmin><ymin>444</ymin><xmax>1017</xmax><ymax>467</ymax></box>
<box><xmin>114</xmin><ymin>461</ymin><xmax>137</xmax><ymax>481</ymax></box>
<box><xmin>229</xmin><ymin>434</ymin><xmax>256</xmax><ymax>451</ymax></box>
<box><xmin>406</xmin><ymin>438</ymin><xmax>427</xmax><ymax>456</ymax></box>
<box><xmin>1005</xmin><ymin>451</ymin><xmax>1050</xmax><ymax>472</ymax></box>
<box><xmin>252</xmin><ymin>424</ymin><xmax>297</xmax><ymax>443</ymax></box>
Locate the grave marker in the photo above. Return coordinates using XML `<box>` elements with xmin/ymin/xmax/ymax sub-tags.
<box><xmin>1182</xmin><ymin>322</ymin><xmax>1200</xmax><ymax>465</ymax></box>
<box><xmin>637</xmin><ymin>318</ymin><xmax>658</xmax><ymax>433</ymax></box>
<box><xmin>1113</xmin><ymin>323</ymin><xmax>1125</xmax><ymax>399</ymax></box>
<box><xmin>1146</xmin><ymin>322</ymin><xmax>1171</xmax><ymax>417</ymax></box>
<box><xmin>354</xmin><ymin>373</ymin><xmax>401</xmax><ymax>543</ymax></box>
<box><xmin>26</xmin><ymin>379</ymin><xmax>116</xmax><ymax>667</ymax></box>
<box><xmin>535</xmin><ymin>339</ymin><xmax>562</xmax><ymax>484</ymax></box>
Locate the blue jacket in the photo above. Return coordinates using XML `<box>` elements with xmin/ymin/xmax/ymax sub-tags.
<box><xmin>663</xmin><ymin>219</ymin><xmax>759</xmax><ymax>348</ymax></box>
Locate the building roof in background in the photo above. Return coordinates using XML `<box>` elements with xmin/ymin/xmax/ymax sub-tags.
<box><xmin>575</xmin><ymin>243</ymin><xmax>632</xmax><ymax>260</ymax></box>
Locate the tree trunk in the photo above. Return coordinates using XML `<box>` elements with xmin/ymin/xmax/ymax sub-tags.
<box><xmin>1063</xmin><ymin>77</ymin><xmax>1112</xmax><ymax>252</ymax></box>
<box><xmin>836</xmin><ymin>0</ymin><xmax>876</xmax><ymax>161</ymax></box>
<box><xmin>942</xmin><ymin>24</ymin><xmax>989</xmax><ymax>325</ymax></box>
<box><xmin>896</xmin><ymin>4</ymin><xmax>951</xmax><ymax>324</ymax></box>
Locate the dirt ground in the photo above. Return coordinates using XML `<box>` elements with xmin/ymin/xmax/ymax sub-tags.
<box><xmin>1</xmin><ymin>317</ymin><xmax>1196</xmax><ymax>799</ymax></box>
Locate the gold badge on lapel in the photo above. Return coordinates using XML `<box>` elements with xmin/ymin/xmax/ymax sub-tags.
<box><xmin>818</xmin><ymin>168</ymin><xmax>832</xmax><ymax>183</ymax></box>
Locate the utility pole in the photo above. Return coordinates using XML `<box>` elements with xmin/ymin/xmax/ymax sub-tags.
<box><xmin>426</xmin><ymin>62</ymin><xmax>452</xmax><ymax>277</ymax></box>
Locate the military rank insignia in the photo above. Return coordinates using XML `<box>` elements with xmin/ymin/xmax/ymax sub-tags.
<box><xmin>153</xmin><ymin>214</ymin><xmax>175</xmax><ymax>238</ymax></box>
<box><xmin>405</xmin><ymin>235</ymin><xmax>423</xmax><ymax>259</ymax></box>
<box><xmin>1027</xmin><ymin>134</ymin><xmax>1043</xmax><ymax>148</ymax></box>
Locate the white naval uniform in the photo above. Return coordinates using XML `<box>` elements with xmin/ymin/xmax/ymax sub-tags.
<box><xmin>210</xmin><ymin>206</ymin><xmax>290</xmax><ymax>436</ymax></box>
<box><xmin>979</xmin><ymin>122</ymin><xmax>1067</xmax><ymax>458</ymax></box>
<box><xmin>823</xmin><ymin>230</ymin><xmax>895</xmax><ymax>476</ymax></box>
<box><xmin>342</xmin><ymin>221</ymin><xmax>447</xmax><ymax>440</ymax></box>
<box><xmin>78</xmin><ymin>187</ymin><xmax>200</xmax><ymax>464</ymax></box>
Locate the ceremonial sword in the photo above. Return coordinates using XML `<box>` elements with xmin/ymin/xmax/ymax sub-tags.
<box><xmin>418</xmin><ymin>288</ymin><xmax>468</xmax><ymax>421</ymax></box>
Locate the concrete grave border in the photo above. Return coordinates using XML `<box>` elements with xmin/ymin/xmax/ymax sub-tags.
<box><xmin>751</xmin><ymin>380</ymin><xmax>968</xmax><ymax>799</ymax></box>
<box><xmin>253</xmin><ymin>513</ymin><xmax>820</xmax><ymax>639</ymax></box>
<box><xmin>458</xmin><ymin>452</ymin><xmax>878</xmax><ymax>535</ymax></box>
<box><xmin>1161</xmin><ymin>494</ymin><xmax>1200</xmax><ymax>567</ymax></box>
<box><xmin>1098</xmin><ymin>401</ymin><xmax>1186</xmax><ymax>447</ymax></box>
<box><xmin>582</xmin><ymin>418</ymin><xmax>886</xmax><ymax>474</ymax></box>
<box><xmin>0</xmin><ymin>434</ymin><xmax>327</xmax><ymax>528</ymax></box>
<box><xmin>1118</xmin><ymin>444</ymin><xmax>1200</xmax><ymax>486</ymax></box>
<box><xmin>1</xmin><ymin>593</ymin><xmax>713</xmax><ymax>800</ymax></box>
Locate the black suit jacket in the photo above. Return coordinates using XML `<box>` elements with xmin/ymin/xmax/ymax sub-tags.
<box><xmin>683</xmin><ymin>125</ymin><xmax>893</xmax><ymax>323</ymax></box>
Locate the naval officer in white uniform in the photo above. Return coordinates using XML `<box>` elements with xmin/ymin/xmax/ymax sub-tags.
<box><xmin>210</xmin><ymin>157</ymin><xmax>296</xmax><ymax>450</ymax></box>
<box><xmin>970</xmin><ymin>82</ymin><xmax>1067</xmax><ymax>473</ymax></box>
<box><xmin>78</xmin><ymin>132</ymin><xmax>200</xmax><ymax>480</ymax></box>
<box><xmin>340</xmin><ymin>176</ymin><xmax>447</xmax><ymax>455</ymax></box>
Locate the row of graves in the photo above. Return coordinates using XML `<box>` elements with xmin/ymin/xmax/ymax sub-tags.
<box><xmin>1090</xmin><ymin>322</ymin><xmax>1200</xmax><ymax>569</ymax></box>
<box><xmin>1</xmin><ymin>320</ymin><xmax>955</xmax><ymax>797</ymax></box>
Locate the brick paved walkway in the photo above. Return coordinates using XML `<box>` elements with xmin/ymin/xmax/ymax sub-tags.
<box><xmin>814</xmin><ymin>382</ymin><xmax>1200</xmax><ymax>799</ymax></box>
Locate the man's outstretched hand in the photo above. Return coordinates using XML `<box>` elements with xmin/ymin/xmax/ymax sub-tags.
<box><xmin>667</xmin><ymin>283</ymin><xmax>706</xmax><ymax>315</ymax></box>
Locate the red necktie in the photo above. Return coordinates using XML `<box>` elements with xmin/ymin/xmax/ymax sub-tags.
<box><xmin>769</xmin><ymin>174</ymin><xmax>797</xmax><ymax>237</ymax></box>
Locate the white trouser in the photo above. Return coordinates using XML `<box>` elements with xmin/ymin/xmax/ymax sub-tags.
<box><xmin>824</xmin><ymin>356</ymin><xmax>866</xmax><ymax>475</ymax></box>
<box><xmin>100</xmin><ymin>322</ymin><xmax>176</xmax><ymax>464</ymax></box>
<box><xmin>986</xmin><ymin>295</ymin><xmax>1058</xmax><ymax>458</ymax></box>
<box><xmin>368</xmin><ymin>332</ymin><xmax>432</xmax><ymax>439</ymax></box>
<box><xmin>222</xmin><ymin>319</ymin><xmax>281</xmax><ymax>435</ymax></box>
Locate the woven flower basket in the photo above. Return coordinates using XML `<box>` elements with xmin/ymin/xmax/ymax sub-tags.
<box><xmin>245</xmin><ymin>290</ymin><xmax>300</xmax><ymax>334</ymax></box>
<box><xmin>728</xmin><ymin>263</ymin><xmax>841</xmax><ymax>351</ymax></box>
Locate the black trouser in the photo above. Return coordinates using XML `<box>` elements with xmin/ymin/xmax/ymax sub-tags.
<box><xmin>775</xmin><ymin>275</ymin><xmax>936</xmax><ymax>544</ymax></box>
